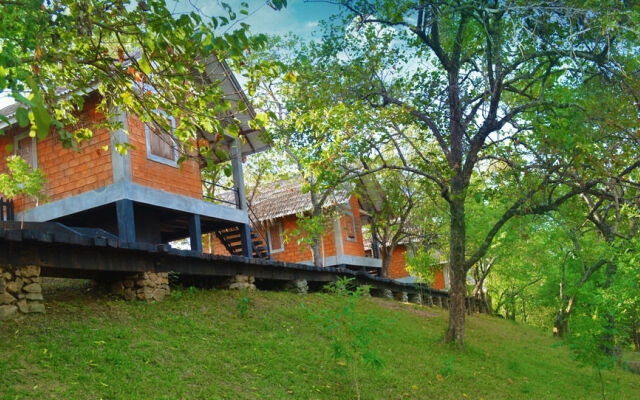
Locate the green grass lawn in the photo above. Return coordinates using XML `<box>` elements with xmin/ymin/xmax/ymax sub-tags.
<box><xmin>1</xmin><ymin>286</ymin><xmax>638</xmax><ymax>399</ymax></box>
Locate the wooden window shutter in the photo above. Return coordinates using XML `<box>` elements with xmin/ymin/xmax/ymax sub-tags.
<box><xmin>148</xmin><ymin>126</ymin><xmax>175</xmax><ymax>160</ymax></box>
<box><xmin>16</xmin><ymin>136</ymin><xmax>35</xmax><ymax>167</ymax></box>
<box><xmin>345</xmin><ymin>214</ymin><xmax>356</xmax><ymax>240</ymax></box>
<box><xmin>269</xmin><ymin>224</ymin><xmax>283</xmax><ymax>251</ymax></box>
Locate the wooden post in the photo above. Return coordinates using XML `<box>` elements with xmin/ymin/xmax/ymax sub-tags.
<box><xmin>189</xmin><ymin>214</ymin><xmax>202</xmax><ymax>253</ymax></box>
<box><xmin>116</xmin><ymin>199</ymin><xmax>136</xmax><ymax>243</ymax></box>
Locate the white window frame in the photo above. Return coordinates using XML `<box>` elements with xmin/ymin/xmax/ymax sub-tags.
<box><xmin>145</xmin><ymin>110</ymin><xmax>178</xmax><ymax>167</ymax></box>
<box><xmin>344</xmin><ymin>211</ymin><xmax>357</xmax><ymax>242</ymax></box>
<box><xmin>267</xmin><ymin>222</ymin><xmax>284</xmax><ymax>253</ymax></box>
<box><xmin>14</xmin><ymin>132</ymin><xmax>38</xmax><ymax>168</ymax></box>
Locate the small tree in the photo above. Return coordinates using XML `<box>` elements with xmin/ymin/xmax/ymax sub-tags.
<box><xmin>0</xmin><ymin>155</ymin><xmax>47</xmax><ymax>225</ymax></box>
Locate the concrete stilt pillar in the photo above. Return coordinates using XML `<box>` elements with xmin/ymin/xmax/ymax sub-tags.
<box><xmin>394</xmin><ymin>291</ymin><xmax>409</xmax><ymax>303</ymax></box>
<box><xmin>409</xmin><ymin>293</ymin><xmax>423</xmax><ymax>305</ymax></box>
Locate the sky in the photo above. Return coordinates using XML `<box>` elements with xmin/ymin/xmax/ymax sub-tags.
<box><xmin>171</xmin><ymin>0</ymin><xmax>340</xmax><ymax>38</ymax></box>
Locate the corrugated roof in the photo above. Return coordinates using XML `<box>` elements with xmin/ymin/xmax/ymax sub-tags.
<box><xmin>0</xmin><ymin>102</ymin><xmax>20</xmax><ymax>119</ymax></box>
<box><xmin>221</xmin><ymin>177</ymin><xmax>351</xmax><ymax>222</ymax></box>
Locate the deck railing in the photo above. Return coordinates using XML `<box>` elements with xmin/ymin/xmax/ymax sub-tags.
<box><xmin>202</xmin><ymin>180</ymin><xmax>240</xmax><ymax>208</ymax></box>
<box><xmin>0</xmin><ymin>198</ymin><xmax>14</xmax><ymax>222</ymax></box>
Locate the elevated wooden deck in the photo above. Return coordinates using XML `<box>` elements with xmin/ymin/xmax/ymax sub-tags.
<box><xmin>0</xmin><ymin>223</ymin><xmax>449</xmax><ymax>299</ymax></box>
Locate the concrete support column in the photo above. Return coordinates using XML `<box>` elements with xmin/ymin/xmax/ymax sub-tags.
<box><xmin>231</xmin><ymin>139</ymin><xmax>252</xmax><ymax>258</ymax></box>
<box><xmin>383</xmin><ymin>289</ymin><xmax>394</xmax><ymax>299</ymax></box>
<box><xmin>0</xmin><ymin>265</ymin><xmax>45</xmax><ymax>319</ymax></box>
<box><xmin>238</xmin><ymin>224</ymin><xmax>253</xmax><ymax>258</ymax></box>
<box><xmin>116</xmin><ymin>199</ymin><xmax>136</xmax><ymax>243</ymax></box>
<box><xmin>189</xmin><ymin>214</ymin><xmax>203</xmax><ymax>253</ymax></box>
<box><xmin>110</xmin><ymin>108</ymin><xmax>132</xmax><ymax>183</ymax></box>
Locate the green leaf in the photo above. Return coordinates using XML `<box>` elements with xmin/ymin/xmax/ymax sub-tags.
<box><xmin>15</xmin><ymin>107</ymin><xmax>29</xmax><ymax>128</ymax></box>
<box><xmin>226</xmin><ymin>124</ymin><xmax>239</xmax><ymax>137</ymax></box>
<box><xmin>31</xmin><ymin>105</ymin><xmax>51</xmax><ymax>140</ymax></box>
<box><xmin>223</xmin><ymin>163</ymin><xmax>233</xmax><ymax>177</ymax></box>
<box><xmin>139</xmin><ymin>57</ymin><xmax>152</xmax><ymax>75</ymax></box>
<box><xmin>13</xmin><ymin>93</ymin><xmax>35</xmax><ymax>107</ymax></box>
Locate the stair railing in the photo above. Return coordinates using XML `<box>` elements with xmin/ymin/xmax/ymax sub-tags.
<box><xmin>201</xmin><ymin>179</ymin><xmax>270</xmax><ymax>258</ymax></box>
<box><xmin>0</xmin><ymin>198</ymin><xmax>14</xmax><ymax>222</ymax></box>
<box><xmin>246</xmin><ymin>202</ymin><xmax>270</xmax><ymax>258</ymax></box>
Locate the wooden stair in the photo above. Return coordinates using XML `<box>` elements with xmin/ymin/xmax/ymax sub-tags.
<box><xmin>215</xmin><ymin>226</ymin><xmax>271</xmax><ymax>259</ymax></box>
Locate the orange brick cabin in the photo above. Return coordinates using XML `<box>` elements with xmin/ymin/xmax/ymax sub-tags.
<box><xmin>211</xmin><ymin>178</ymin><xmax>382</xmax><ymax>271</ymax></box>
<box><xmin>0</xmin><ymin>58</ymin><xmax>267</xmax><ymax>257</ymax></box>
<box><xmin>364</xmin><ymin>241</ymin><xmax>449</xmax><ymax>290</ymax></box>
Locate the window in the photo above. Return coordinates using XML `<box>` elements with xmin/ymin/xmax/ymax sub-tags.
<box><xmin>145</xmin><ymin>111</ymin><xmax>178</xmax><ymax>166</ymax></box>
<box><xmin>344</xmin><ymin>212</ymin><xmax>357</xmax><ymax>242</ymax></box>
<box><xmin>267</xmin><ymin>223</ymin><xmax>284</xmax><ymax>253</ymax></box>
<box><xmin>14</xmin><ymin>132</ymin><xmax>37</xmax><ymax>168</ymax></box>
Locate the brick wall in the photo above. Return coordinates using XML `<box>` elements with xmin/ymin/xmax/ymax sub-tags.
<box><xmin>341</xmin><ymin>196</ymin><xmax>366</xmax><ymax>257</ymax></box>
<box><xmin>204</xmin><ymin>196</ymin><xmax>371</xmax><ymax>266</ymax></box>
<box><xmin>127</xmin><ymin>113</ymin><xmax>203</xmax><ymax>199</ymax></box>
<box><xmin>0</xmin><ymin>94</ymin><xmax>113</xmax><ymax>213</ymax></box>
<box><xmin>204</xmin><ymin>233</ymin><xmax>229</xmax><ymax>255</ymax></box>
<box><xmin>387</xmin><ymin>244</ymin><xmax>447</xmax><ymax>290</ymax></box>
<box><xmin>432</xmin><ymin>269</ymin><xmax>446</xmax><ymax>290</ymax></box>
<box><xmin>388</xmin><ymin>245</ymin><xmax>410</xmax><ymax>279</ymax></box>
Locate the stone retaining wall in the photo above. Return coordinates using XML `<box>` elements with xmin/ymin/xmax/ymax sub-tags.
<box><xmin>226</xmin><ymin>274</ymin><xmax>256</xmax><ymax>290</ymax></box>
<box><xmin>0</xmin><ymin>265</ymin><xmax>45</xmax><ymax>319</ymax></box>
<box><xmin>110</xmin><ymin>271</ymin><xmax>170</xmax><ymax>301</ymax></box>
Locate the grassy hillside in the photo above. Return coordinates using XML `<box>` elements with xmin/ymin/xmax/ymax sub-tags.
<box><xmin>1</xmin><ymin>286</ymin><xmax>638</xmax><ymax>399</ymax></box>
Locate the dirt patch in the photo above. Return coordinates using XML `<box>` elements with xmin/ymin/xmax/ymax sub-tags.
<box><xmin>369</xmin><ymin>297</ymin><xmax>442</xmax><ymax>317</ymax></box>
<box><xmin>41</xmin><ymin>278</ymin><xmax>103</xmax><ymax>302</ymax></box>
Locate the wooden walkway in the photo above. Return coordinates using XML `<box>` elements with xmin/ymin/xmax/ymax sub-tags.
<box><xmin>0</xmin><ymin>223</ymin><xmax>449</xmax><ymax>300</ymax></box>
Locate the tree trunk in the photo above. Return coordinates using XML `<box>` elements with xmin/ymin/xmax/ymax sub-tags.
<box><xmin>633</xmin><ymin>324</ymin><xmax>640</xmax><ymax>352</ymax></box>
<box><xmin>601</xmin><ymin>261</ymin><xmax>618</xmax><ymax>355</ymax></box>
<box><xmin>554</xmin><ymin>309</ymin><xmax>569</xmax><ymax>337</ymax></box>
<box><xmin>381</xmin><ymin>249</ymin><xmax>392</xmax><ymax>278</ymax></box>
<box><xmin>554</xmin><ymin>295</ymin><xmax>575</xmax><ymax>337</ymax></box>
<box><xmin>311</xmin><ymin>238</ymin><xmax>322</xmax><ymax>267</ymax></box>
<box><xmin>444</xmin><ymin>198</ymin><xmax>467</xmax><ymax>348</ymax></box>
<box><xmin>509</xmin><ymin>297</ymin><xmax>516</xmax><ymax>320</ymax></box>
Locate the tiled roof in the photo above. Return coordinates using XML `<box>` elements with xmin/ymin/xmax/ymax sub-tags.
<box><xmin>222</xmin><ymin>177</ymin><xmax>351</xmax><ymax>222</ymax></box>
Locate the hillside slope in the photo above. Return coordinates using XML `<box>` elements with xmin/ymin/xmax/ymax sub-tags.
<box><xmin>0</xmin><ymin>287</ymin><xmax>638</xmax><ymax>399</ymax></box>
